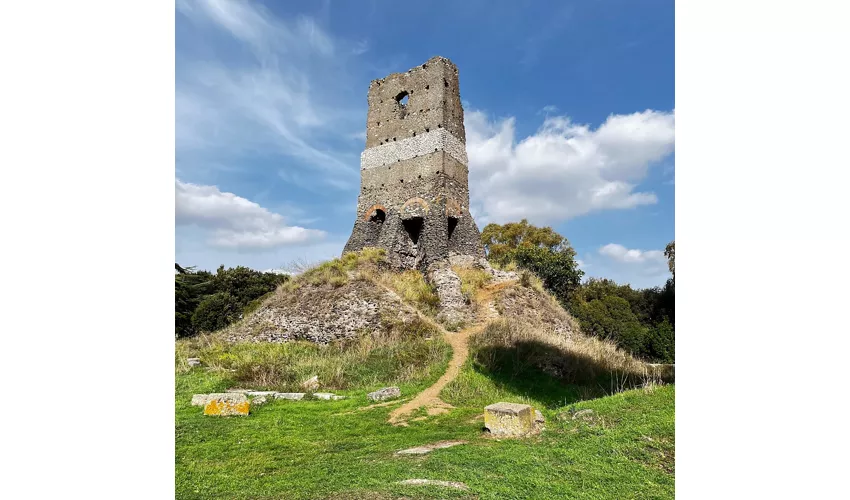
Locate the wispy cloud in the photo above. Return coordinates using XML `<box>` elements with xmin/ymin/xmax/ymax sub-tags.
<box><xmin>175</xmin><ymin>179</ymin><xmax>326</xmax><ymax>249</ymax></box>
<box><xmin>465</xmin><ymin>108</ymin><xmax>675</xmax><ymax>225</ymax></box>
<box><xmin>176</xmin><ymin>0</ymin><xmax>364</xmax><ymax>188</ymax></box>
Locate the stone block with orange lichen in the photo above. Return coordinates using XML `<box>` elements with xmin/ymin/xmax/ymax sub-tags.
<box><xmin>202</xmin><ymin>393</ymin><xmax>250</xmax><ymax>416</ymax></box>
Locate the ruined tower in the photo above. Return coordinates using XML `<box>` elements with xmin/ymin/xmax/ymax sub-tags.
<box><xmin>343</xmin><ymin>56</ymin><xmax>485</xmax><ymax>269</ymax></box>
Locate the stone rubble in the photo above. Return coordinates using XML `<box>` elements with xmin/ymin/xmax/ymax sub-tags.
<box><xmin>313</xmin><ymin>392</ymin><xmax>347</xmax><ymax>401</ymax></box>
<box><xmin>368</xmin><ymin>386</ymin><xmax>401</xmax><ymax>402</ymax></box>
<box><xmin>396</xmin><ymin>440</ymin><xmax>467</xmax><ymax>455</ymax></box>
<box><xmin>397</xmin><ymin>479</ymin><xmax>469</xmax><ymax>491</ymax></box>
<box><xmin>301</xmin><ymin>375</ymin><xmax>320</xmax><ymax>392</ymax></box>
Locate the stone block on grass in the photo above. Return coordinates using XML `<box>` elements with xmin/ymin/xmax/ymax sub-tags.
<box><xmin>313</xmin><ymin>392</ymin><xmax>346</xmax><ymax>401</ymax></box>
<box><xmin>368</xmin><ymin>387</ymin><xmax>401</xmax><ymax>402</ymax></box>
<box><xmin>203</xmin><ymin>393</ymin><xmax>250</xmax><ymax>416</ymax></box>
<box><xmin>484</xmin><ymin>402</ymin><xmax>536</xmax><ymax>436</ymax></box>
<box><xmin>274</xmin><ymin>393</ymin><xmax>306</xmax><ymax>401</ymax></box>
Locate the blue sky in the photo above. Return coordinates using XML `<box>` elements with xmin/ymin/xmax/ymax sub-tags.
<box><xmin>175</xmin><ymin>0</ymin><xmax>675</xmax><ymax>288</ymax></box>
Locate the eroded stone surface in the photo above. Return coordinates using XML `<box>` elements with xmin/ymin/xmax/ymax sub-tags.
<box><xmin>535</xmin><ymin>410</ymin><xmax>545</xmax><ymax>424</ymax></box>
<box><xmin>187</xmin><ymin>357</ymin><xmax>201</xmax><ymax>367</ymax></box>
<box><xmin>484</xmin><ymin>402</ymin><xmax>536</xmax><ymax>436</ymax></box>
<box><xmin>191</xmin><ymin>394</ymin><xmax>212</xmax><ymax>407</ymax></box>
<box><xmin>368</xmin><ymin>387</ymin><xmax>401</xmax><ymax>402</ymax></box>
<box><xmin>429</xmin><ymin>266</ymin><xmax>467</xmax><ymax>324</ymax></box>
<box><xmin>203</xmin><ymin>393</ymin><xmax>249</xmax><ymax>416</ymax></box>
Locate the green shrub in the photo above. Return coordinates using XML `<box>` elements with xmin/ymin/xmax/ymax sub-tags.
<box><xmin>644</xmin><ymin>318</ymin><xmax>675</xmax><ymax>363</ymax></box>
<box><xmin>192</xmin><ymin>292</ymin><xmax>241</xmax><ymax>333</ymax></box>
<box><xmin>511</xmin><ymin>245</ymin><xmax>583</xmax><ymax>303</ymax></box>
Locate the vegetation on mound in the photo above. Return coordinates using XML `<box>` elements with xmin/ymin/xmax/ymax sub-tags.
<box><xmin>177</xmin><ymin>315</ymin><xmax>450</xmax><ymax>392</ymax></box>
<box><xmin>297</xmin><ymin>247</ymin><xmax>388</xmax><ymax>289</ymax></box>
<box><xmin>480</xmin><ymin>220</ymin><xmax>675</xmax><ymax>363</ymax></box>
<box><xmin>377</xmin><ymin>269</ymin><xmax>440</xmax><ymax>316</ymax></box>
<box><xmin>451</xmin><ymin>265</ymin><xmax>493</xmax><ymax>303</ymax></box>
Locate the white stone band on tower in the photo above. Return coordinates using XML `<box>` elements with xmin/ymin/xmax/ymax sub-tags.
<box><xmin>360</xmin><ymin>128</ymin><xmax>468</xmax><ymax>170</ymax></box>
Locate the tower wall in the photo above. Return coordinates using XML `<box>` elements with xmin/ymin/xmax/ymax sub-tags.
<box><xmin>344</xmin><ymin>56</ymin><xmax>484</xmax><ymax>269</ymax></box>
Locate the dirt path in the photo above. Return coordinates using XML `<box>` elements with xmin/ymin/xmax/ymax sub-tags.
<box><xmin>388</xmin><ymin>280</ymin><xmax>513</xmax><ymax>425</ymax></box>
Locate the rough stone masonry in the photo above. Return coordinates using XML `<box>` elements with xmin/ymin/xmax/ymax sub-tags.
<box><xmin>343</xmin><ymin>56</ymin><xmax>485</xmax><ymax>269</ymax></box>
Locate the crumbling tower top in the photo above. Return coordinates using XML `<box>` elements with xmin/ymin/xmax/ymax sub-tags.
<box><xmin>365</xmin><ymin>56</ymin><xmax>465</xmax><ymax>149</ymax></box>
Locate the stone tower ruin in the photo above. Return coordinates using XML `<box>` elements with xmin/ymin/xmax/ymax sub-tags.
<box><xmin>343</xmin><ymin>56</ymin><xmax>485</xmax><ymax>269</ymax></box>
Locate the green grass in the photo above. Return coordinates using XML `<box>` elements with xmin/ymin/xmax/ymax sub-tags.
<box><xmin>177</xmin><ymin>360</ymin><xmax>674</xmax><ymax>499</ymax></box>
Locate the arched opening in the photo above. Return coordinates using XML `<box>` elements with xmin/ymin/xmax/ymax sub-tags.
<box><xmin>403</xmin><ymin>217</ymin><xmax>424</xmax><ymax>245</ymax></box>
<box><xmin>447</xmin><ymin>216</ymin><xmax>459</xmax><ymax>240</ymax></box>
<box><xmin>369</xmin><ymin>209</ymin><xmax>386</xmax><ymax>224</ymax></box>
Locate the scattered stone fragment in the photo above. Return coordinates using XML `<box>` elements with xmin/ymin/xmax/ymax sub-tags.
<box><xmin>274</xmin><ymin>392</ymin><xmax>306</xmax><ymax>401</ymax></box>
<box><xmin>301</xmin><ymin>375</ymin><xmax>320</xmax><ymax>391</ymax></box>
<box><xmin>246</xmin><ymin>391</ymin><xmax>276</xmax><ymax>397</ymax></box>
<box><xmin>368</xmin><ymin>386</ymin><xmax>401</xmax><ymax>402</ymax></box>
<box><xmin>535</xmin><ymin>410</ymin><xmax>545</xmax><ymax>423</ymax></box>
<box><xmin>313</xmin><ymin>392</ymin><xmax>346</xmax><ymax>401</ymax></box>
<box><xmin>398</xmin><ymin>479</ymin><xmax>469</xmax><ymax>491</ymax></box>
<box><xmin>396</xmin><ymin>440</ymin><xmax>467</xmax><ymax>455</ymax></box>
<box><xmin>484</xmin><ymin>402</ymin><xmax>536</xmax><ymax>436</ymax></box>
<box><xmin>187</xmin><ymin>357</ymin><xmax>201</xmax><ymax>367</ymax></box>
<box><xmin>203</xmin><ymin>393</ymin><xmax>249</xmax><ymax>416</ymax></box>
<box><xmin>251</xmin><ymin>395</ymin><xmax>268</xmax><ymax>406</ymax></box>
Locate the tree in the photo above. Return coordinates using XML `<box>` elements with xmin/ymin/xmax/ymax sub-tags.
<box><xmin>481</xmin><ymin>219</ymin><xmax>576</xmax><ymax>265</ymax></box>
<box><xmin>481</xmin><ymin>220</ymin><xmax>583</xmax><ymax>303</ymax></box>
<box><xmin>665</xmin><ymin>241</ymin><xmax>675</xmax><ymax>280</ymax></box>
<box><xmin>512</xmin><ymin>245</ymin><xmax>584</xmax><ymax>303</ymax></box>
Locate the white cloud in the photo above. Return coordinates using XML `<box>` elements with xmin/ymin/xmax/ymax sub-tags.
<box><xmin>176</xmin><ymin>0</ymin><xmax>363</xmax><ymax>188</ymax></box>
<box><xmin>598</xmin><ymin>243</ymin><xmax>666</xmax><ymax>264</ymax></box>
<box><xmin>465</xmin><ymin>109</ymin><xmax>674</xmax><ymax>225</ymax></box>
<box><xmin>175</xmin><ymin>179</ymin><xmax>326</xmax><ymax>249</ymax></box>
<box><xmin>581</xmin><ymin>243</ymin><xmax>671</xmax><ymax>288</ymax></box>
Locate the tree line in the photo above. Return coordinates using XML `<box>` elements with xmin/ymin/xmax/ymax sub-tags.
<box><xmin>175</xmin><ymin>264</ymin><xmax>288</xmax><ymax>338</ymax></box>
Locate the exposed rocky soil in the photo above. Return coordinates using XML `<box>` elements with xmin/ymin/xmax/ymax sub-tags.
<box><xmin>223</xmin><ymin>277</ymin><xmax>418</xmax><ymax>344</ymax></box>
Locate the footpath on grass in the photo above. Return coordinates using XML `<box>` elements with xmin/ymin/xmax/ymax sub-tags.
<box><xmin>388</xmin><ymin>280</ymin><xmax>513</xmax><ymax>426</ymax></box>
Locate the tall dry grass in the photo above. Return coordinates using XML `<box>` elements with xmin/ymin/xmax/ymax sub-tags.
<box><xmin>452</xmin><ymin>265</ymin><xmax>493</xmax><ymax>303</ymax></box>
<box><xmin>470</xmin><ymin>319</ymin><xmax>667</xmax><ymax>388</ymax></box>
<box><xmin>176</xmin><ymin>314</ymin><xmax>450</xmax><ymax>391</ymax></box>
